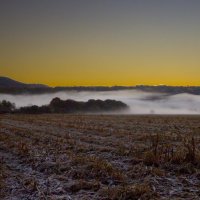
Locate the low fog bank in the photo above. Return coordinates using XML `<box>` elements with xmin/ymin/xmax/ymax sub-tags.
<box><xmin>1</xmin><ymin>90</ymin><xmax>200</xmax><ymax>114</ymax></box>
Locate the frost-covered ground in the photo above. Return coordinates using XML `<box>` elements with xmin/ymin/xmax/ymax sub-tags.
<box><xmin>1</xmin><ymin>114</ymin><xmax>200</xmax><ymax>199</ymax></box>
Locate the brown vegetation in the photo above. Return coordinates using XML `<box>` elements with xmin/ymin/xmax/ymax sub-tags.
<box><xmin>0</xmin><ymin>114</ymin><xmax>200</xmax><ymax>199</ymax></box>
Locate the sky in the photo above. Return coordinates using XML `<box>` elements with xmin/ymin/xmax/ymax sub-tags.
<box><xmin>1</xmin><ymin>0</ymin><xmax>200</xmax><ymax>86</ymax></box>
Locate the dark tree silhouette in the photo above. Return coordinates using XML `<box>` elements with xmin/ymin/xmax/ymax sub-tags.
<box><xmin>0</xmin><ymin>100</ymin><xmax>15</xmax><ymax>113</ymax></box>
<box><xmin>17</xmin><ymin>98</ymin><xmax>129</xmax><ymax>114</ymax></box>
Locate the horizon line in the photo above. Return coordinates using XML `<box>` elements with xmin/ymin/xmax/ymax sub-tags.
<box><xmin>1</xmin><ymin>76</ymin><xmax>200</xmax><ymax>88</ymax></box>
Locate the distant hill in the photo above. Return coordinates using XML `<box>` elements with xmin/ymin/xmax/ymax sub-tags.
<box><xmin>0</xmin><ymin>76</ymin><xmax>200</xmax><ymax>95</ymax></box>
<box><xmin>0</xmin><ymin>77</ymin><xmax>48</xmax><ymax>89</ymax></box>
<box><xmin>135</xmin><ymin>85</ymin><xmax>200</xmax><ymax>95</ymax></box>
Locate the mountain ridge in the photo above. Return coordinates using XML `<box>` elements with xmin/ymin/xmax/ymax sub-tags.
<box><xmin>0</xmin><ymin>76</ymin><xmax>48</xmax><ymax>88</ymax></box>
<box><xmin>0</xmin><ymin>76</ymin><xmax>200</xmax><ymax>95</ymax></box>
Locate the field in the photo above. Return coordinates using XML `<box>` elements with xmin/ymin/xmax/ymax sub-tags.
<box><xmin>1</xmin><ymin>114</ymin><xmax>200</xmax><ymax>200</ymax></box>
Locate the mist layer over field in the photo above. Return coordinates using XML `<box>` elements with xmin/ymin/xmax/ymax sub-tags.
<box><xmin>1</xmin><ymin>90</ymin><xmax>200</xmax><ymax>114</ymax></box>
